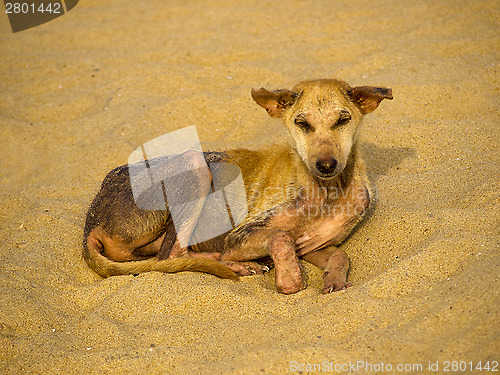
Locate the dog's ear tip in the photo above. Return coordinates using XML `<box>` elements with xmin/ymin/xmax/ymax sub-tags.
<box><xmin>373</xmin><ymin>87</ymin><xmax>393</xmax><ymax>100</ymax></box>
<box><xmin>251</xmin><ymin>87</ymin><xmax>267</xmax><ymax>97</ymax></box>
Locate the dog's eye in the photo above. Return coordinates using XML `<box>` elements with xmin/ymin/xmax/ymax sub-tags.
<box><xmin>294</xmin><ymin>117</ymin><xmax>313</xmax><ymax>132</ymax></box>
<box><xmin>336</xmin><ymin>111</ymin><xmax>351</xmax><ymax>126</ymax></box>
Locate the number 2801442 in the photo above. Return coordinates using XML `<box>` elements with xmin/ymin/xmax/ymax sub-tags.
<box><xmin>5</xmin><ymin>2</ymin><xmax>62</xmax><ymax>14</ymax></box>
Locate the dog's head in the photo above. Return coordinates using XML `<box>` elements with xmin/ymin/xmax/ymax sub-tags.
<box><xmin>252</xmin><ymin>79</ymin><xmax>392</xmax><ymax>179</ymax></box>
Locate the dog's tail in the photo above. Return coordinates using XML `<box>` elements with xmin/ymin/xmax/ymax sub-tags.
<box><xmin>82</xmin><ymin>232</ymin><xmax>239</xmax><ymax>280</ymax></box>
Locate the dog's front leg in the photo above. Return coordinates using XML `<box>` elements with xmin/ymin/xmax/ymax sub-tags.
<box><xmin>222</xmin><ymin>228</ymin><xmax>305</xmax><ymax>294</ymax></box>
<box><xmin>296</xmin><ymin>183</ymin><xmax>370</xmax><ymax>294</ymax></box>
<box><xmin>301</xmin><ymin>246</ymin><xmax>351</xmax><ymax>294</ymax></box>
<box><xmin>296</xmin><ymin>185</ymin><xmax>371</xmax><ymax>256</ymax></box>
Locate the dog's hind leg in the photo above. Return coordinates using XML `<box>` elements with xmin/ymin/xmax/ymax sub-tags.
<box><xmin>153</xmin><ymin>150</ymin><xmax>215</xmax><ymax>260</ymax></box>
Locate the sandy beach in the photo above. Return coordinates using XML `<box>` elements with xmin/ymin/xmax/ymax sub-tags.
<box><xmin>0</xmin><ymin>0</ymin><xmax>498</xmax><ymax>373</ymax></box>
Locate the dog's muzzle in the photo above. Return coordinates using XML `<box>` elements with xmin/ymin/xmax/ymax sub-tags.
<box><xmin>315</xmin><ymin>157</ymin><xmax>338</xmax><ymax>177</ymax></box>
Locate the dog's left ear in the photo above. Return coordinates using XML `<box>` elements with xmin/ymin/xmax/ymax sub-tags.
<box><xmin>251</xmin><ymin>88</ymin><xmax>298</xmax><ymax>117</ymax></box>
<box><xmin>348</xmin><ymin>86</ymin><xmax>393</xmax><ymax>114</ymax></box>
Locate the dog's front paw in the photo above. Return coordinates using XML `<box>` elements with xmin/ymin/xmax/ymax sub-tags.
<box><xmin>322</xmin><ymin>270</ymin><xmax>352</xmax><ymax>293</ymax></box>
<box><xmin>277</xmin><ymin>277</ymin><xmax>305</xmax><ymax>295</ymax></box>
<box><xmin>274</xmin><ymin>260</ymin><xmax>305</xmax><ymax>294</ymax></box>
<box><xmin>321</xmin><ymin>281</ymin><xmax>352</xmax><ymax>294</ymax></box>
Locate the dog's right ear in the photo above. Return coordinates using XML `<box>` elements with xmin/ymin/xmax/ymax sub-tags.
<box><xmin>347</xmin><ymin>86</ymin><xmax>393</xmax><ymax>114</ymax></box>
<box><xmin>251</xmin><ymin>88</ymin><xmax>298</xmax><ymax>117</ymax></box>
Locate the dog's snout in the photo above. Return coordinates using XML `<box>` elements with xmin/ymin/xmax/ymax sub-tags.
<box><xmin>316</xmin><ymin>157</ymin><xmax>337</xmax><ymax>175</ymax></box>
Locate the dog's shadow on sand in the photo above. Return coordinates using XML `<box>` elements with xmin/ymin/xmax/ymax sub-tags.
<box><xmin>357</xmin><ymin>142</ymin><xmax>416</xmax><ymax>223</ymax></box>
<box><xmin>362</xmin><ymin>142</ymin><xmax>416</xmax><ymax>181</ymax></box>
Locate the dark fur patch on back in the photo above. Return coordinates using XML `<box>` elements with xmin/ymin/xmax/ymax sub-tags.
<box><xmin>203</xmin><ymin>151</ymin><xmax>229</xmax><ymax>164</ymax></box>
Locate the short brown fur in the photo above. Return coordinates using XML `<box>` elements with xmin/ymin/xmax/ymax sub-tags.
<box><xmin>83</xmin><ymin>78</ymin><xmax>392</xmax><ymax>294</ymax></box>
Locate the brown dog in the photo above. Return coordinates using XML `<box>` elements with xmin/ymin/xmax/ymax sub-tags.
<box><xmin>83</xmin><ymin>79</ymin><xmax>392</xmax><ymax>294</ymax></box>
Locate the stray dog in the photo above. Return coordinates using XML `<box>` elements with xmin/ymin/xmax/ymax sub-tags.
<box><xmin>83</xmin><ymin>79</ymin><xmax>392</xmax><ymax>294</ymax></box>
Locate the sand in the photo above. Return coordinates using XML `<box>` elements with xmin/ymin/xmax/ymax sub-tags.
<box><xmin>0</xmin><ymin>0</ymin><xmax>498</xmax><ymax>373</ymax></box>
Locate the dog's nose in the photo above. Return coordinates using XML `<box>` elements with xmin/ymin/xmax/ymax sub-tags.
<box><xmin>316</xmin><ymin>157</ymin><xmax>337</xmax><ymax>175</ymax></box>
